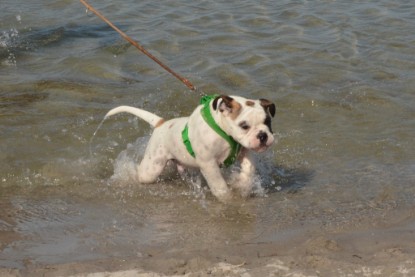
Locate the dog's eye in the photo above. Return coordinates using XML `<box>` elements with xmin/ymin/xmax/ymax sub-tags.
<box><xmin>239</xmin><ymin>121</ymin><xmax>250</xmax><ymax>130</ymax></box>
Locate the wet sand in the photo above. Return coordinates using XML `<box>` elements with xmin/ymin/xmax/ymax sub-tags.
<box><xmin>2</xmin><ymin>207</ymin><xmax>415</xmax><ymax>276</ymax></box>
<box><xmin>1</xmin><ymin>166</ymin><xmax>414</xmax><ymax>277</ymax></box>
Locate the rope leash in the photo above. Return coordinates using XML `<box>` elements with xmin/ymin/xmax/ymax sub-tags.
<box><xmin>79</xmin><ymin>0</ymin><xmax>202</xmax><ymax>94</ymax></box>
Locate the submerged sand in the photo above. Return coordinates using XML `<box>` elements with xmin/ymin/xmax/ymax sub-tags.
<box><xmin>2</xmin><ymin>215</ymin><xmax>415</xmax><ymax>277</ymax></box>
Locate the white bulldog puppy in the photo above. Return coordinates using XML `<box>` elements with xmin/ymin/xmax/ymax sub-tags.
<box><xmin>103</xmin><ymin>94</ymin><xmax>275</xmax><ymax>202</ymax></box>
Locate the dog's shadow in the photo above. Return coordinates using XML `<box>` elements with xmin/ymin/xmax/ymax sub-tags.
<box><xmin>263</xmin><ymin>165</ymin><xmax>313</xmax><ymax>194</ymax></box>
<box><xmin>253</xmin><ymin>154</ymin><xmax>314</xmax><ymax>195</ymax></box>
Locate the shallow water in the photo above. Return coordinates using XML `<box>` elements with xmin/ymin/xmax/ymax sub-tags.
<box><xmin>1</xmin><ymin>0</ymin><xmax>414</xmax><ymax>269</ymax></box>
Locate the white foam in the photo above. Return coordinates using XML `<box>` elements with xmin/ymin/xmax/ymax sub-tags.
<box><xmin>108</xmin><ymin>136</ymin><xmax>276</xmax><ymax>201</ymax></box>
<box><xmin>0</xmin><ymin>28</ymin><xmax>19</xmax><ymax>66</ymax></box>
<box><xmin>110</xmin><ymin>137</ymin><xmax>149</xmax><ymax>183</ymax></box>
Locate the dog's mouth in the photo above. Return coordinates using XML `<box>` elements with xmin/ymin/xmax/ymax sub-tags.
<box><xmin>239</xmin><ymin>132</ymin><xmax>275</xmax><ymax>153</ymax></box>
<box><xmin>252</xmin><ymin>145</ymin><xmax>269</xmax><ymax>153</ymax></box>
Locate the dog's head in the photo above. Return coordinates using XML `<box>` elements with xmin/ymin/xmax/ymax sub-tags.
<box><xmin>212</xmin><ymin>95</ymin><xmax>276</xmax><ymax>152</ymax></box>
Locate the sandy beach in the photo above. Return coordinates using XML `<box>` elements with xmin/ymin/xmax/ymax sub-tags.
<box><xmin>3</xmin><ymin>211</ymin><xmax>415</xmax><ymax>277</ymax></box>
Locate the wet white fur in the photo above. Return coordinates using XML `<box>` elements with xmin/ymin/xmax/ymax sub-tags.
<box><xmin>104</xmin><ymin>95</ymin><xmax>274</xmax><ymax>202</ymax></box>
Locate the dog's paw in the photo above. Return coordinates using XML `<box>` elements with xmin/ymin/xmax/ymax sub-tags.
<box><xmin>229</xmin><ymin>179</ymin><xmax>253</xmax><ymax>198</ymax></box>
<box><xmin>236</xmin><ymin>186</ymin><xmax>253</xmax><ymax>198</ymax></box>
<box><xmin>213</xmin><ymin>189</ymin><xmax>234</xmax><ymax>203</ymax></box>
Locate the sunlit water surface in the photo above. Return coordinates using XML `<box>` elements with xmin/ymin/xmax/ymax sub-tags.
<box><xmin>0</xmin><ymin>0</ymin><xmax>414</xmax><ymax>268</ymax></box>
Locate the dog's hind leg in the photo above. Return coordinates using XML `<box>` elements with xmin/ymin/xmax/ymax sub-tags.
<box><xmin>136</xmin><ymin>155</ymin><xmax>167</xmax><ymax>183</ymax></box>
<box><xmin>136</xmin><ymin>141</ymin><xmax>169</xmax><ymax>183</ymax></box>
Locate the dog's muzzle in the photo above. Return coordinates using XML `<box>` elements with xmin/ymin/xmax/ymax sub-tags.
<box><xmin>257</xmin><ymin>131</ymin><xmax>268</xmax><ymax>146</ymax></box>
<box><xmin>253</xmin><ymin>131</ymin><xmax>274</xmax><ymax>152</ymax></box>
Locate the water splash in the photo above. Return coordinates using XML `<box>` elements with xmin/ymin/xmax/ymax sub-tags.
<box><xmin>0</xmin><ymin>28</ymin><xmax>19</xmax><ymax>48</ymax></box>
<box><xmin>89</xmin><ymin>116</ymin><xmax>108</xmax><ymax>157</ymax></box>
<box><xmin>0</xmin><ymin>28</ymin><xmax>19</xmax><ymax>66</ymax></box>
<box><xmin>110</xmin><ymin>137</ymin><xmax>149</xmax><ymax>183</ymax></box>
<box><xmin>109</xmin><ymin>137</ymin><xmax>274</xmax><ymax>202</ymax></box>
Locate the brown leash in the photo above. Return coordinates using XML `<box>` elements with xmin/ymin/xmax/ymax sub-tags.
<box><xmin>80</xmin><ymin>0</ymin><xmax>197</xmax><ymax>92</ymax></box>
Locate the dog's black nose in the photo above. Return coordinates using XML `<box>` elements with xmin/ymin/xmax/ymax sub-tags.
<box><xmin>257</xmin><ymin>131</ymin><xmax>268</xmax><ymax>144</ymax></box>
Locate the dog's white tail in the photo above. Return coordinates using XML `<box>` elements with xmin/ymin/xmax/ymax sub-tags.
<box><xmin>104</xmin><ymin>106</ymin><xmax>164</xmax><ymax>128</ymax></box>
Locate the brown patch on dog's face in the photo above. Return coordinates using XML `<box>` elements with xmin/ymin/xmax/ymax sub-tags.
<box><xmin>246</xmin><ymin>100</ymin><xmax>255</xmax><ymax>107</ymax></box>
<box><xmin>229</xmin><ymin>100</ymin><xmax>242</xmax><ymax>120</ymax></box>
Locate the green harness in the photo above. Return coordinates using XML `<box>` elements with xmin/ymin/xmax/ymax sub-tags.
<box><xmin>181</xmin><ymin>95</ymin><xmax>241</xmax><ymax>167</ymax></box>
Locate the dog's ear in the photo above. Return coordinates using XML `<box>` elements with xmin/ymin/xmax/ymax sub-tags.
<box><xmin>213</xmin><ymin>95</ymin><xmax>232</xmax><ymax>111</ymax></box>
<box><xmin>213</xmin><ymin>95</ymin><xmax>241</xmax><ymax>119</ymax></box>
<box><xmin>260</xmin><ymin>99</ymin><xmax>276</xmax><ymax>117</ymax></box>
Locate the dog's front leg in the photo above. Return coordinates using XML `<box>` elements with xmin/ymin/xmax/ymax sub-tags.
<box><xmin>230</xmin><ymin>151</ymin><xmax>255</xmax><ymax>197</ymax></box>
<box><xmin>199</xmin><ymin>161</ymin><xmax>232</xmax><ymax>203</ymax></box>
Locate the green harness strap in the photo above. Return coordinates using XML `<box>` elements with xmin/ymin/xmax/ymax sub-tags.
<box><xmin>181</xmin><ymin>95</ymin><xmax>241</xmax><ymax>167</ymax></box>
